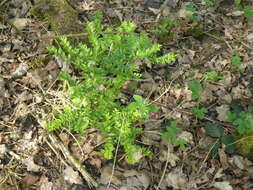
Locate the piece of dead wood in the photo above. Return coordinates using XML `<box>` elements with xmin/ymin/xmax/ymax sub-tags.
<box><xmin>47</xmin><ymin>132</ymin><xmax>98</xmax><ymax>188</ymax></box>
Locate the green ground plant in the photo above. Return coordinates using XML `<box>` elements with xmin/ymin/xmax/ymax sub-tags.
<box><xmin>231</xmin><ymin>54</ymin><xmax>244</xmax><ymax>73</ymax></box>
<box><xmin>153</xmin><ymin>18</ymin><xmax>177</xmax><ymax>42</ymax></box>
<box><xmin>192</xmin><ymin>106</ymin><xmax>208</xmax><ymax>119</ymax></box>
<box><xmin>45</xmin><ymin>12</ymin><xmax>177</xmax><ymax>163</ymax></box>
<box><xmin>235</xmin><ymin>0</ymin><xmax>253</xmax><ymax>18</ymax></box>
<box><xmin>203</xmin><ymin>71</ymin><xmax>223</xmax><ymax>82</ymax></box>
<box><xmin>187</xmin><ymin>78</ymin><xmax>202</xmax><ymax>100</ymax></box>
<box><xmin>162</xmin><ymin>121</ymin><xmax>187</xmax><ymax>150</ymax></box>
<box><xmin>227</xmin><ymin>107</ymin><xmax>253</xmax><ymax>134</ymax></box>
<box><xmin>203</xmin><ymin>122</ymin><xmax>234</xmax><ymax>158</ymax></box>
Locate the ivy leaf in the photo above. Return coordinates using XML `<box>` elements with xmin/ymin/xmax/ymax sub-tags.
<box><xmin>203</xmin><ymin>122</ymin><xmax>224</xmax><ymax>138</ymax></box>
<box><xmin>221</xmin><ymin>135</ymin><xmax>234</xmax><ymax>154</ymax></box>
<box><xmin>187</xmin><ymin>79</ymin><xmax>202</xmax><ymax>100</ymax></box>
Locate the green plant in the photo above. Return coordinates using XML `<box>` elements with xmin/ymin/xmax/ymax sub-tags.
<box><xmin>162</xmin><ymin>121</ymin><xmax>187</xmax><ymax>150</ymax></box>
<box><xmin>231</xmin><ymin>55</ymin><xmax>244</xmax><ymax>73</ymax></box>
<box><xmin>46</xmin><ymin>12</ymin><xmax>177</xmax><ymax>163</ymax></box>
<box><xmin>204</xmin><ymin>0</ymin><xmax>215</xmax><ymax>7</ymax></box>
<box><xmin>227</xmin><ymin>109</ymin><xmax>253</xmax><ymax>134</ymax></box>
<box><xmin>192</xmin><ymin>106</ymin><xmax>208</xmax><ymax>119</ymax></box>
<box><xmin>186</xmin><ymin>2</ymin><xmax>198</xmax><ymax>22</ymax></box>
<box><xmin>203</xmin><ymin>71</ymin><xmax>223</xmax><ymax>82</ymax></box>
<box><xmin>187</xmin><ymin>79</ymin><xmax>202</xmax><ymax>100</ymax></box>
<box><xmin>203</xmin><ymin>122</ymin><xmax>234</xmax><ymax>158</ymax></box>
<box><xmin>153</xmin><ymin>18</ymin><xmax>177</xmax><ymax>36</ymax></box>
<box><xmin>243</xmin><ymin>6</ymin><xmax>253</xmax><ymax>18</ymax></box>
<box><xmin>234</xmin><ymin>0</ymin><xmax>253</xmax><ymax>18</ymax></box>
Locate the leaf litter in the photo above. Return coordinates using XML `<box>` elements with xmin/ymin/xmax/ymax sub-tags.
<box><xmin>1</xmin><ymin>0</ymin><xmax>253</xmax><ymax>189</ymax></box>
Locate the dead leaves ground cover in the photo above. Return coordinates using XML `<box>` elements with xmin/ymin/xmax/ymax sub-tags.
<box><xmin>0</xmin><ymin>0</ymin><xmax>253</xmax><ymax>189</ymax></box>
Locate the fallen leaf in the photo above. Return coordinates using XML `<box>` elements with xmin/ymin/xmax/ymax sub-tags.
<box><xmin>9</xmin><ymin>18</ymin><xmax>31</xmax><ymax>30</ymax></box>
<box><xmin>23</xmin><ymin>157</ymin><xmax>42</xmax><ymax>172</ymax></box>
<box><xmin>22</xmin><ymin>174</ymin><xmax>39</xmax><ymax>188</ymax></box>
<box><xmin>165</xmin><ymin>168</ymin><xmax>187</xmax><ymax>189</ymax></box>
<box><xmin>99</xmin><ymin>165</ymin><xmax>121</xmax><ymax>185</ymax></box>
<box><xmin>213</xmin><ymin>181</ymin><xmax>233</xmax><ymax>190</ymax></box>
<box><xmin>63</xmin><ymin>166</ymin><xmax>83</xmax><ymax>185</ymax></box>
<box><xmin>0</xmin><ymin>144</ymin><xmax>7</xmax><ymax>158</ymax></box>
<box><xmin>39</xmin><ymin>176</ymin><xmax>53</xmax><ymax>190</ymax></box>
<box><xmin>216</xmin><ymin>105</ymin><xmax>230</xmax><ymax>121</ymax></box>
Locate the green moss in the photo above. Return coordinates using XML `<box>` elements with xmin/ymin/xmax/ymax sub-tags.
<box><xmin>235</xmin><ymin>132</ymin><xmax>253</xmax><ymax>161</ymax></box>
<box><xmin>30</xmin><ymin>0</ymin><xmax>82</xmax><ymax>35</ymax></box>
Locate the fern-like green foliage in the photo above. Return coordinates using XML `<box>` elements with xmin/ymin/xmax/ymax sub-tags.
<box><xmin>46</xmin><ymin>12</ymin><xmax>177</xmax><ymax>163</ymax></box>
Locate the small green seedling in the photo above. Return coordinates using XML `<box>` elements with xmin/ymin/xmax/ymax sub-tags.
<box><xmin>153</xmin><ymin>18</ymin><xmax>177</xmax><ymax>36</ymax></box>
<box><xmin>203</xmin><ymin>122</ymin><xmax>234</xmax><ymax>158</ymax></box>
<box><xmin>231</xmin><ymin>55</ymin><xmax>244</xmax><ymax>73</ymax></box>
<box><xmin>203</xmin><ymin>71</ymin><xmax>223</xmax><ymax>82</ymax></box>
<box><xmin>187</xmin><ymin>79</ymin><xmax>202</xmax><ymax>100</ymax></box>
<box><xmin>162</xmin><ymin>121</ymin><xmax>187</xmax><ymax>150</ymax></box>
<box><xmin>192</xmin><ymin>106</ymin><xmax>208</xmax><ymax>119</ymax></box>
<box><xmin>204</xmin><ymin>0</ymin><xmax>215</xmax><ymax>7</ymax></box>
<box><xmin>244</xmin><ymin>6</ymin><xmax>253</xmax><ymax>18</ymax></box>
<box><xmin>234</xmin><ymin>0</ymin><xmax>253</xmax><ymax>18</ymax></box>
<box><xmin>227</xmin><ymin>106</ymin><xmax>253</xmax><ymax>134</ymax></box>
<box><xmin>186</xmin><ymin>2</ymin><xmax>198</xmax><ymax>22</ymax></box>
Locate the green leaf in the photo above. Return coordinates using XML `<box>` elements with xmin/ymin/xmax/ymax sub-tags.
<box><xmin>192</xmin><ymin>106</ymin><xmax>208</xmax><ymax>119</ymax></box>
<box><xmin>203</xmin><ymin>122</ymin><xmax>224</xmax><ymax>138</ymax></box>
<box><xmin>244</xmin><ymin>6</ymin><xmax>253</xmax><ymax>18</ymax></box>
<box><xmin>187</xmin><ymin>79</ymin><xmax>202</xmax><ymax>100</ymax></box>
<box><xmin>133</xmin><ymin>95</ymin><xmax>145</xmax><ymax>104</ymax></box>
<box><xmin>221</xmin><ymin>135</ymin><xmax>234</xmax><ymax>154</ymax></box>
<box><xmin>203</xmin><ymin>71</ymin><xmax>223</xmax><ymax>82</ymax></box>
<box><xmin>206</xmin><ymin>141</ymin><xmax>221</xmax><ymax>159</ymax></box>
<box><xmin>162</xmin><ymin>121</ymin><xmax>187</xmax><ymax>150</ymax></box>
<box><xmin>148</xmin><ymin>104</ymin><xmax>159</xmax><ymax>112</ymax></box>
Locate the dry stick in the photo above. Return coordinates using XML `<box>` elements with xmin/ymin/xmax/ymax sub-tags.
<box><xmin>197</xmin><ymin>139</ymin><xmax>220</xmax><ymax>174</ymax></box>
<box><xmin>45</xmin><ymin>138</ymin><xmax>68</xmax><ymax>167</ymax></box>
<box><xmin>0</xmin><ymin>0</ymin><xmax>8</xmax><ymax>7</ymax></box>
<box><xmin>149</xmin><ymin>77</ymin><xmax>177</xmax><ymax>105</ymax></box>
<box><xmin>63</xmin><ymin>128</ymin><xmax>85</xmax><ymax>157</ymax></box>
<box><xmin>106</xmin><ymin>139</ymin><xmax>120</xmax><ymax>190</ymax></box>
<box><xmin>48</xmin><ymin>132</ymin><xmax>98</xmax><ymax>188</ymax></box>
<box><xmin>156</xmin><ymin>143</ymin><xmax>170</xmax><ymax>190</ymax></box>
<box><xmin>203</xmin><ymin>32</ymin><xmax>233</xmax><ymax>51</ymax></box>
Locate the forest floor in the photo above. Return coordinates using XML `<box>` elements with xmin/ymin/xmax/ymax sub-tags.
<box><xmin>0</xmin><ymin>0</ymin><xmax>253</xmax><ymax>189</ymax></box>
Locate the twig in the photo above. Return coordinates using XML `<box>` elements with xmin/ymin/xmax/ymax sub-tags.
<box><xmin>106</xmin><ymin>139</ymin><xmax>120</xmax><ymax>190</ymax></box>
<box><xmin>156</xmin><ymin>143</ymin><xmax>170</xmax><ymax>189</ymax></box>
<box><xmin>45</xmin><ymin>138</ymin><xmax>68</xmax><ymax>167</ymax></box>
<box><xmin>197</xmin><ymin>139</ymin><xmax>219</xmax><ymax>174</ymax></box>
<box><xmin>0</xmin><ymin>0</ymin><xmax>8</xmax><ymax>7</ymax></box>
<box><xmin>203</xmin><ymin>32</ymin><xmax>233</xmax><ymax>51</ymax></box>
<box><xmin>48</xmin><ymin>132</ymin><xmax>98</xmax><ymax>188</ymax></box>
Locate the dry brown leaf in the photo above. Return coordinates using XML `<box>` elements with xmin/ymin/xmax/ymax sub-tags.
<box><xmin>63</xmin><ymin>166</ymin><xmax>83</xmax><ymax>185</ymax></box>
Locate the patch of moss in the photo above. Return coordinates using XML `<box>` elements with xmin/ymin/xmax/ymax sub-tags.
<box><xmin>30</xmin><ymin>0</ymin><xmax>82</xmax><ymax>35</ymax></box>
<box><xmin>235</xmin><ymin>132</ymin><xmax>253</xmax><ymax>161</ymax></box>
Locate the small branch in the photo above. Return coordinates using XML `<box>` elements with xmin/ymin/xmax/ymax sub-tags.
<box><xmin>156</xmin><ymin>143</ymin><xmax>170</xmax><ymax>189</ymax></box>
<box><xmin>47</xmin><ymin>132</ymin><xmax>98</xmax><ymax>188</ymax></box>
